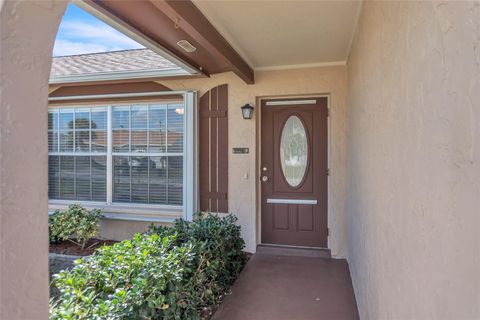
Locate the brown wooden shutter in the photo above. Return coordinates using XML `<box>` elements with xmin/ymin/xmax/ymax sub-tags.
<box><xmin>199</xmin><ymin>84</ymin><xmax>228</xmax><ymax>213</ymax></box>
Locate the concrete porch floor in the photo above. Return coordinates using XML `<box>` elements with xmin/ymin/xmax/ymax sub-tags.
<box><xmin>213</xmin><ymin>252</ymin><xmax>359</xmax><ymax>320</ymax></box>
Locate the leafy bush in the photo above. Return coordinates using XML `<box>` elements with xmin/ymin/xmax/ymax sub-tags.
<box><xmin>49</xmin><ymin>204</ymin><xmax>103</xmax><ymax>249</ymax></box>
<box><xmin>50</xmin><ymin>213</ymin><xmax>246</xmax><ymax>320</ymax></box>
<box><xmin>149</xmin><ymin>213</ymin><xmax>247</xmax><ymax>307</ymax></box>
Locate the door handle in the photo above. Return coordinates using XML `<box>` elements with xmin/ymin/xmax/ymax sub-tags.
<box><xmin>261</xmin><ymin>176</ymin><xmax>269</xmax><ymax>182</ymax></box>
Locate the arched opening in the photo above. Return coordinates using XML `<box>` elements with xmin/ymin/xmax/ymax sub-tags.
<box><xmin>0</xmin><ymin>2</ymin><xmax>68</xmax><ymax>317</ymax></box>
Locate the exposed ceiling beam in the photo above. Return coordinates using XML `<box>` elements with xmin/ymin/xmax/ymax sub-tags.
<box><xmin>77</xmin><ymin>0</ymin><xmax>202</xmax><ymax>76</ymax></box>
<box><xmin>150</xmin><ymin>0</ymin><xmax>254</xmax><ymax>84</ymax></box>
<box><xmin>82</xmin><ymin>0</ymin><xmax>254</xmax><ymax>84</ymax></box>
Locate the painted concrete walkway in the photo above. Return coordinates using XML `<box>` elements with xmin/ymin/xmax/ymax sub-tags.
<box><xmin>213</xmin><ymin>253</ymin><xmax>359</xmax><ymax>320</ymax></box>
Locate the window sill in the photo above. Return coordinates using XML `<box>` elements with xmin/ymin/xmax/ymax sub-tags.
<box><xmin>48</xmin><ymin>202</ymin><xmax>182</xmax><ymax>223</ymax></box>
<box><xmin>102</xmin><ymin>213</ymin><xmax>177</xmax><ymax>223</ymax></box>
<box><xmin>48</xmin><ymin>210</ymin><xmax>178</xmax><ymax>223</ymax></box>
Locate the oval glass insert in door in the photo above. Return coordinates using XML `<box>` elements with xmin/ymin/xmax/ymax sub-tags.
<box><xmin>280</xmin><ymin>115</ymin><xmax>308</xmax><ymax>187</ymax></box>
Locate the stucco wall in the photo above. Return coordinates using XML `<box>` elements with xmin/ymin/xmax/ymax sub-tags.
<box><xmin>347</xmin><ymin>1</ymin><xmax>480</xmax><ymax>319</ymax></box>
<box><xmin>0</xmin><ymin>1</ymin><xmax>66</xmax><ymax>319</ymax></box>
<box><xmin>101</xmin><ymin>66</ymin><xmax>349</xmax><ymax>256</ymax></box>
<box><xmin>99</xmin><ymin>220</ymin><xmax>170</xmax><ymax>241</ymax></box>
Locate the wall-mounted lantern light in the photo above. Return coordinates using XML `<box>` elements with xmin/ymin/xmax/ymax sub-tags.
<box><xmin>241</xmin><ymin>103</ymin><xmax>254</xmax><ymax>120</ymax></box>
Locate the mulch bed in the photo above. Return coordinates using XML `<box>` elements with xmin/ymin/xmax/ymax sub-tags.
<box><xmin>49</xmin><ymin>238</ymin><xmax>118</xmax><ymax>256</ymax></box>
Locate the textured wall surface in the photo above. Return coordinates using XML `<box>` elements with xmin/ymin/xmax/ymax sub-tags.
<box><xmin>3</xmin><ymin>1</ymin><xmax>479</xmax><ymax>319</ymax></box>
<box><xmin>99</xmin><ymin>220</ymin><xmax>170</xmax><ymax>240</ymax></box>
<box><xmin>347</xmin><ymin>1</ymin><xmax>480</xmax><ymax>319</ymax></box>
<box><xmin>159</xmin><ymin>67</ymin><xmax>349</xmax><ymax>255</ymax></box>
<box><xmin>0</xmin><ymin>1</ymin><xmax>66</xmax><ymax>319</ymax></box>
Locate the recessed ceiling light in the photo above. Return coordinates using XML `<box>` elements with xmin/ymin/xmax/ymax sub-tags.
<box><xmin>177</xmin><ymin>40</ymin><xmax>197</xmax><ymax>53</ymax></box>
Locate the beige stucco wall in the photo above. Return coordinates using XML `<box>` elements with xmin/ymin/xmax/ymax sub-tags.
<box><xmin>0</xmin><ymin>1</ymin><xmax>67</xmax><ymax>319</ymax></box>
<box><xmin>2</xmin><ymin>0</ymin><xmax>478</xmax><ymax>318</ymax></box>
<box><xmin>1</xmin><ymin>3</ymin><xmax>349</xmax><ymax>317</ymax></box>
<box><xmin>347</xmin><ymin>1</ymin><xmax>480</xmax><ymax>319</ymax></box>
<box><xmin>45</xmin><ymin>66</ymin><xmax>349</xmax><ymax>256</ymax></box>
<box><xmin>99</xmin><ymin>220</ymin><xmax>170</xmax><ymax>240</ymax></box>
<box><xmin>105</xmin><ymin>66</ymin><xmax>349</xmax><ymax>257</ymax></box>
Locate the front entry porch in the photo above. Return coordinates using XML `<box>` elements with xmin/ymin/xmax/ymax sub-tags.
<box><xmin>213</xmin><ymin>249</ymin><xmax>359</xmax><ymax>320</ymax></box>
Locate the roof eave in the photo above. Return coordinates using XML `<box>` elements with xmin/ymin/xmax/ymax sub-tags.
<box><xmin>49</xmin><ymin>68</ymin><xmax>191</xmax><ymax>85</ymax></box>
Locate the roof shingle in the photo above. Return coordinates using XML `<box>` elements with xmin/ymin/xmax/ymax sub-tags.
<box><xmin>51</xmin><ymin>49</ymin><xmax>182</xmax><ymax>77</ymax></box>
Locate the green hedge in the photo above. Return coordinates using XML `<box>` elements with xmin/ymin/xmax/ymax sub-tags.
<box><xmin>50</xmin><ymin>214</ymin><xmax>246</xmax><ymax>320</ymax></box>
<box><xmin>49</xmin><ymin>204</ymin><xmax>103</xmax><ymax>248</ymax></box>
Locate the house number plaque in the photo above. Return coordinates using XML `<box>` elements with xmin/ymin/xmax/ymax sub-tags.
<box><xmin>232</xmin><ymin>148</ymin><xmax>249</xmax><ymax>154</ymax></box>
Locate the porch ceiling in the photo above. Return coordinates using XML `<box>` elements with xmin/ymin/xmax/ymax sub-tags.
<box><xmin>82</xmin><ymin>0</ymin><xmax>255</xmax><ymax>84</ymax></box>
<box><xmin>193</xmin><ymin>0</ymin><xmax>363</xmax><ymax>70</ymax></box>
<box><xmin>78</xmin><ymin>0</ymin><xmax>361</xmax><ymax>85</ymax></box>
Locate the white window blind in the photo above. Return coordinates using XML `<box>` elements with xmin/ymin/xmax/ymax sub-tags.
<box><xmin>48</xmin><ymin>107</ymin><xmax>107</xmax><ymax>201</ymax></box>
<box><xmin>48</xmin><ymin>102</ymin><xmax>185</xmax><ymax>207</ymax></box>
<box><xmin>111</xmin><ymin>104</ymin><xmax>184</xmax><ymax>205</ymax></box>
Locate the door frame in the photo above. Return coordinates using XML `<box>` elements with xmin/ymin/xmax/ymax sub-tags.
<box><xmin>255</xmin><ymin>94</ymin><xmax>331</xmax><ymax>249</ymax></box>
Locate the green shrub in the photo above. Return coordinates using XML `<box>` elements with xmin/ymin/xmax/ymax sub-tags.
<box><xmin>50</xmin><ymin>213</ymin><xmax>246</xmax><ymax>320</ymax></box>
<box><xmin>49</xmin><ymin>204</ymin><xmax>103</xmax><ymax>249</ymax></box>
<box><xmin>149</xmin><ymin>213</ymin><xmax>247</xmax><ymax>307</ymax></box>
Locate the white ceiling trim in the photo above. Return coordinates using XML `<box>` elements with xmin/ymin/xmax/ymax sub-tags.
<box><xmin>255</xmin><ymin>61</ymin><xmax>346</xmax><ymax>72</ymax></box>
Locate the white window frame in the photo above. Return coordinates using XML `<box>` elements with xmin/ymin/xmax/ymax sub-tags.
<box><xmin>48</xmin><ymin>91</ymin><xmax>198</xmax><ymax>221</ymax></box>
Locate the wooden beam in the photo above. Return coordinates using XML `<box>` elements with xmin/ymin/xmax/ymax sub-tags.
<box><xmin>79</xmin><ymin>0</ymin><xmax>203</xmax><ymax>76</ymax></box>
<box><xmin>83</xmin><ymin>0</ymin><xmax>254</xmax><ymax>84</ymax></box>
<box><xmin>150</xmin><ymin>0</ymin><xmax>254</xmax><ymax>84</ymax></box>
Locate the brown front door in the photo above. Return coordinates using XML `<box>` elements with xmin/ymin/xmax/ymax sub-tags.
<box><xmin>261</xmin><ymin>97</ymin><xmax>328</xmax><ymax>247</ymax></box>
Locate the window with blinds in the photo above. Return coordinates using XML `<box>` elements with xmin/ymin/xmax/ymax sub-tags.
<box><xmin>48</xmin><ymin>107</ymin><xmax>107</xmax><ymax>201</ymax></box>
<box><xmin>111</xmin><ymin>104</ymin><xmax>184</xmax><ymax>205</ymax></box>
<box><xmin>48</xmin><ymin>102</ymin><xmax>185</xmax><ymax>207</ymax></box>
